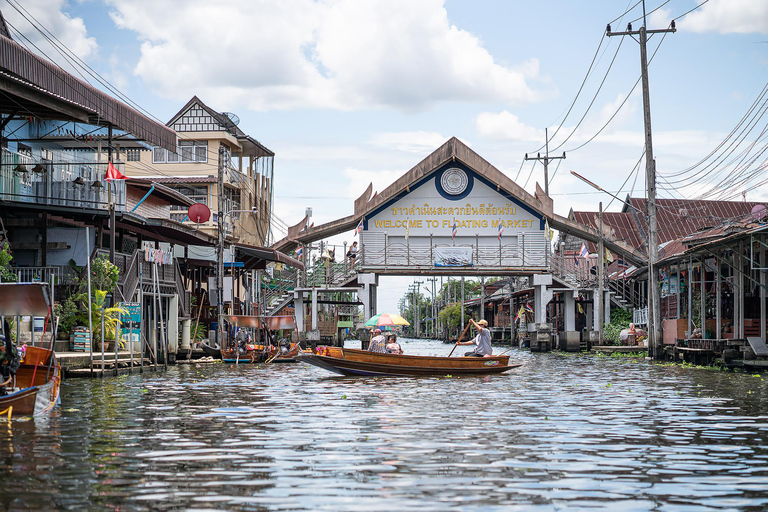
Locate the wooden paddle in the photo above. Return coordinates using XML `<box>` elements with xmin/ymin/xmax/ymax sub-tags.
<box><xmin>448</xmin><ymin>321</ymin><xmax>473</xmax><ymax>357</ymax></box>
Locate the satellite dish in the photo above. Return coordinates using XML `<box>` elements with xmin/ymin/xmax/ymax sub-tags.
<box><xmin>221</xmin><ymin>112</ymin><xmax>240</xmax><ymax>127</ymax></box>
<box><xmin>751</xmin><ymin>204</ymin><xmax>768</xmax><ymax>221</ymax></box>
<box><xmin>188</xmin><ymin>203</ymin><xmax>211</xmax><ymax>223</ymax></box>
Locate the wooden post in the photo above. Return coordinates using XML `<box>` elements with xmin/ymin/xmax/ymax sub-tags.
<box><xmin>716</xmin><ymin>254</ymin><xmax>721</xmax><ymax>339</ymax></box>
<box><xmin>761</xmin><ymin>243</ymin><xmax>766</xmax><ymax>341</ymax></box>
<box><xmin>700</xmin><ymin>256</ymin><xmax>706</xmax><ymax>338</ymax></box>
<box><xmin>687</xmin><ymin>256</ymin><xmax>693</xmax><ymax>337</ymax></box>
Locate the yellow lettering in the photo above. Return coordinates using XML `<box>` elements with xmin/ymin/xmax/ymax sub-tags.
<box><xmin>443</xmin><ymin>220</ymin><xmax>449</xmax><ymax>228</ymax></box>
<box><xmin>374</xmin><ymin>220</ymin><xmax>383</xmax><ymax>228</ymax></box>
<box><xmin>481</xmin><ymin>220</ymin><xmax>488</xmax><ymax>228</ymax></box>
<box><xmin>491</xmin><ymin>219</ymin><xmax>499</xmax><ymax>228</ymax></box>
<box><xmin>385</xmin><ymin>220</ymin><xmax>392</xmax><ymax>228</ymax></box>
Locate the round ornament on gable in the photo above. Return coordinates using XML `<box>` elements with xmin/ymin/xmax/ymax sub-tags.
<box><xmin>440</xmin><ymin>168</ymin><xmax>469</xmax><ymax>195</ymax></box>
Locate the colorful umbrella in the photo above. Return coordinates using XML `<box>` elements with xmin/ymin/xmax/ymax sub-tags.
<box><xmin>364</xmin><ymin>313</ymin><xmax>410</xmax><ymax>328</ymax></box>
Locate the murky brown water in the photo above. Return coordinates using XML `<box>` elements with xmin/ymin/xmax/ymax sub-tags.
<box><xmin>2</xmin><ymin>339</ymin><xmax>768</xmax><ymax>511</ymax></box>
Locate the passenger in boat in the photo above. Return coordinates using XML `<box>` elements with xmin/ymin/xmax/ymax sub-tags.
<box><xmin>368</xmin><ymin>329</ymin><xmax>387</xmax><ymax>353</ymax></box>
<box><xmin>456</xmin><ymin>319</ymin><xmax>492</xmax><ymax>357</ymax></box>
<box><xmin>385</xmin><ymin>334</ymin><xmax>403</xmax><ymax>355</ymax></box>
<box><xmin>0</xmin><ymin>320</ymin><xmax>20</xmax><ymax>396</ymax></box>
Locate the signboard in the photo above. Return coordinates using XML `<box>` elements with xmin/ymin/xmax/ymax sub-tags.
<box><xmin>434</xmin><ymin>246</ymin><xmax>473</xmax><ymax>267</ymax></box>
<box><xmin>120</xmin><ymin>302</ymin><xmax>141</xmax><ymax>347</ymax></box>
<box><xmin>362</xmin><ymin>163</ymin><xmax>547</xmax><ymax>268</ymax></box>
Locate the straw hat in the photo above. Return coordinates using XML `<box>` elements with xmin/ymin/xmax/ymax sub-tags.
<box><xmin>478</xmin><ymin>319</ymin><xmax>488</xmax><ymax>327</ymax></box>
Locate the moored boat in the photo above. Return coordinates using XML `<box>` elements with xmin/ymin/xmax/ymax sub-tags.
<box><xmin>300</xmin><ymin>347</ymin><xmax>521</xmax><ymax>377</ymax></box>
<box><xmin>221</xmin><ymin>315</ymin><xmax>299</xmax><ymax>364</ymax></box>
<box><xmin>0</xmin><ymin>283</ymin><xmax>61</xmax><ymax>419</ymax></box>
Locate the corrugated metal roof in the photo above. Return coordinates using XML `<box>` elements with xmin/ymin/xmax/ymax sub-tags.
<box><xmin>571</xmin><ymin>210</ymin><xmax>645</xmax><ymax>252</ymax></box>
<box><xmin>0</xmin><ymin>35</ymin><xmax>177</xmax><ymax>151</ymax></box>
<box><xmin>627</xmin><ymin>197</ymin><xmax>765</xmax><ymax>244</ymax></box>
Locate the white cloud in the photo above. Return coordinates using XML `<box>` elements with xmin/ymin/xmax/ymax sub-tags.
<box><xmin>676</xmin><ymin>0</ymin><xmax>768</xmax><ymax>35</ymax></box>
<box><xmin>475</xmin><ymin>111</ymin><xmax>542</xmax><ymax>142</ymax></box>
<box><xmin>369</xmin><ymin>131</ymin><xmax>452</xmax><ymax>153</ymax></box>
<box><xmin>106</xmin><ymin>0</ymin><xmax>544</xmax><ymax>111</ymax></box>
<box><xmin>343</xmin><ymin>167</ymin><xmax>403</xmax><ymax>200</ymax></box>
<box><xmin>3</xmin><ymin>0</ymin><xmax>97</xmax><ymax>60</ymax></box>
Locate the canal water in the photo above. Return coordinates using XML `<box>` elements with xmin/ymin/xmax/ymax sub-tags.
<box><xmin>2</xmin><ymin>338</ymin><xmax>768</xmax><ymax>511</ymax></box>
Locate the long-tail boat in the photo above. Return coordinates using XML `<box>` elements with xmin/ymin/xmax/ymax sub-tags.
<box><xmin>221</xmin><ymin>315</ymin><xmax>299</xmax><ymax>363</ymax></box>
<box><xmin>300</xmin><ymin>347</ymin><xmax>521</xmax><ymax>377</ymax></box>
<box><xmin>0</xmin><ymin>283</ymin><xmax>61</xmax><ymax>419</ymax></box>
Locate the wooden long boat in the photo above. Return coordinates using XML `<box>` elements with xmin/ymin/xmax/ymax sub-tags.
<box><xmin>300</xmin><ymin>347</ymin><xmax>521</xmax><ymax>377</ymax></box>
<box><xmin>0</xmin><ymin>346</ymin><xmax>61</xmax><ymax>418</ymax></box>
<box><xmin>0</xmin><ymin>283</ymin><xmax>61</xmax><ymax>419</ymax></box>
<box><xmin>221</xmin><ymin>315</ymin><xmax>298</xmax><ymax>364</ymax></box>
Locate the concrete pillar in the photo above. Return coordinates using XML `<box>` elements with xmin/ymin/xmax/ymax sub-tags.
<box><xmin>564</xmin><ymin>291</ymin><xmax>576</xmax><ymax>331</ymax></box>
<box><xmin>603</xmin><ymin>290</ymin><xmax>611</xmax><ymax>326</ymax></box>
<box><xmin>593</xmin><ymin>289</ymin><xmax>600</xmax><ymax>330</ymax></box>
<box><xmin>294</xmin><ymin>291</ymin><xmax>304</xmax><ymax>332</ymax></box>
<box><xmin>168</xmin><ymin>295</ymin><xmax>179</xmax><ymax>353</ymax></box>
<box><xmin>311</xmin><ymin>289</ymin><xmax>318</xmax><ymax>330</ymax></box>
<box><xmin>532</xmin><ymin>274</ymin><xmax>553</xmax><ymax>324</ymax></box>
<box><xmin>358</xmin><ymin>273</ymin><xmax>378</xmax><ymax>321</ymax></box>
<box><xmin>181</xmin><ymin>318</ymin><xmax>191</xmax><ymax>351</ymax></box>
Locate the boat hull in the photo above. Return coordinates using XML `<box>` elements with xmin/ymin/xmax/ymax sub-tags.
<box><xmin>300</xmin><ymin>348</ymin><xmax>521</xmax><ymax>377</ymax></box>
<box><xmin>0</xmin><ymin>364</ymin><xmax>60</xmax><ymax>418</ymax></box>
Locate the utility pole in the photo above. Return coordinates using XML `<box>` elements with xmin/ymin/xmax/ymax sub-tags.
<box><xmin>607</xmin><ymin>2</ymin><xmax>675</xmax><ymax>358</ymax></box>
<box><xmin>524</xmin><ymin>128</ymin><xmax>565</xmax><ymax>196</ymax></box>
<box><xmin>598</xmin><ymin>202</ymin><xmax>604</xmax><ymax>345</ymax></box>
<box><xmin>217</xmin><ymin>146</ymin><xmax>225</xmax><ymax>351</ymax></box>
<box><xmin>460</xmin><ymin>276</ymin><xmax>465</xmax><ymax>328</ymax></box>
<box><xmin>412</xmin><ymin>279</ymin><xmax>423</xmax><ymax>337</ymax></box>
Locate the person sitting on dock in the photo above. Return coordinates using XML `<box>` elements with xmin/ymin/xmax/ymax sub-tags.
<box><xmin>456</xmin><ymin>319</ymin><xmax>492</xmax><ymax>357</ymax></box>
<box><xmin>385</xmin><ymin>334</ymin><xmax>403</xmax><ymax>355</ymax></box>
<box><xmin>368</xmin><ymin>329</ymin><xmax>386</xmax><ymax>353</ymax></box>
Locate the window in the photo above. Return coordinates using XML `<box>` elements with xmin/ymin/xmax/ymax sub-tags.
<box><xmin>126</xmin><ymin>148</ymin><xmax>141</xmax><ymax>161</ymax></box>
<box><xmin>153</xmin><ymin>141</ymin><xmax>208</xmax><ymax>164</ymax></box>
<box><xmin>153</xmin><ymin>146</ymin><xmax>165</xmax><ymax>163</ymax></box>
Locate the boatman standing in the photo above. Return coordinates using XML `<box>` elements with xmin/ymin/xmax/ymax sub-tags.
<box><xmin>456</xmin><ymin>319</ymin><xmax>492</xmax><ymax>357</ymax></box>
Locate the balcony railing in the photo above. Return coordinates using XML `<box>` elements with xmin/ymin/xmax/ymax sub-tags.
<box><xmin>0</xmin><ymin>149</ymin><xmax>126</xmax><ymax>211</ymax></box>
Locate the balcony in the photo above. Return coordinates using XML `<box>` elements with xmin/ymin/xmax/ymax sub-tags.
<box><xmin>0</xmin><ymin>149</ymin><xmax>126</xmax><ymax>212</ymax></box>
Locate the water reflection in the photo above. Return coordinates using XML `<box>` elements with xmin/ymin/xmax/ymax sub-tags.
<box><xmin>1</xmin><ymin>339</ymin><xmax>768</xmax><ymax>510</ymax></box>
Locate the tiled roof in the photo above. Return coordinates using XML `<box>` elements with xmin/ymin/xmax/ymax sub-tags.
<box><xmin>140</xmin><ymin>176</ymin><xmax>217</xmax><ymax>184</ymax></box>
<box><xmin>627</xmin><ymin>197</ymin><xmax>764</xmax><ymax>244</ymax></box>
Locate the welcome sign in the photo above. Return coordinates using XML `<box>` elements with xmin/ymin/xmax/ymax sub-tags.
<box><xmin>366</xmin><ymin>165</ymin><xmax>543</xmax><ymax>239</ymax></box>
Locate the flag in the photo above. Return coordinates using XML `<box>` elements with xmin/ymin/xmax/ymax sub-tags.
<box><xmin>524</xmin><ymin>302</ymin><xmax>534</xmax><ymax>313</ymax></box>
<box><xmin>605</xmin><ymin>248</ymin><xmax>614</xmax><ymax>264</ymax></box>
<box><xmin>405</xmin><ymin>218</ymin><xmax>410</xmax><ymax>240</ymax></box>
<box><xmin>544</xmin><ymin>219</ymin><xmax>552</xmax><ymax>241</ymax></box>
<box><xmin>579</xmin><ymin>242</ymin><xmax>589</xmax><ymax>259</ymax></box>
<box><xmin>451</xmin><ymin>220</ymin><xmax>458</xmax><ymax>240</ymax></box>
<box><xmin>296</xmin><ymin>246</ymin><xmax>303</xmax><ymax>258</ymax></box>
<box><xmin>105</xmin><ymin>161</ymin><xmax>129</xmax><ymax>181</ymax></box>
<box><xmin>354</xmin><ymin>218</ymin><xmax>364</xmax><ymax>236</ymax></box>
<box><xmin>497</xmin><ymin>220</ymin><xmax>504</xmax><ymax>241</ymax></box>
<box><xmin>573</xmin><ymin>251</ymin><xmax>579</xmax><ymax>267</ymax></box>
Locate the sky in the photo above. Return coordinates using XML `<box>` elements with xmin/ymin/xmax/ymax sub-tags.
<box><xmin>5</xmin><ymin>0</ymin><xmax>768</xmax><ymax>313</ymax></box>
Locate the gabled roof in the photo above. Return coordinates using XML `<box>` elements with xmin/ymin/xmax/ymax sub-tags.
<box><xmin>273</xmin><ymin>137</ymin><xmax>647</xmax><ymax>265</ymax></box>
<box><xmin>167</xmin><ymin>96</ymin><xmax>274</xmax><ymax>157</ymax></box>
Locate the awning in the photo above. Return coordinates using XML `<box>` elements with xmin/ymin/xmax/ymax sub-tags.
<box><xmin>0</xmin><ymin>283</ymin><xmax>51</xmax><ymax>316</ymax></box>
<box><xmin>118</xmin><ymin>213</ymin><xmax>217</xmax><ymax>247</ymax></box>
<box><xmin>235</xmin><ymin>243</ymin><xmax>304</xmax><ymax>270</ymax></box>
